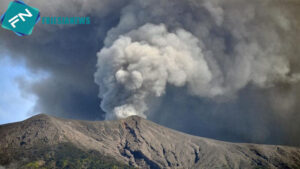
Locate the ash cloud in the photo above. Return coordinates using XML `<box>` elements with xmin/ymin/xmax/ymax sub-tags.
<box><xmin>0</xmin><ymin>0</ymin><xmax>126</xmax><ymax>119</ymax></box>
<box><xmin>0</xmin><ymin>0</ymin><xmax>300</xmax><ymax>145</ymax></box>
<box><xmin>95</xmin><ymin>24</ymin><xmax>214</xmax><ymax>119</ymax></box>
<box><xmin>95</xmin><ymin>0</ymin><xmax>300</xmax><ymax>119</ymax></box>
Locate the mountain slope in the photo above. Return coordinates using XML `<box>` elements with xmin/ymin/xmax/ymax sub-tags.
<box><xmin>0</xmin><ymin>114</ymin><xmax>300</xmax><ymax>169</ymax></box>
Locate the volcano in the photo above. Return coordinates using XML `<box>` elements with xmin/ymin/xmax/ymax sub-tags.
<box><xmin>0</xmin><ymin>114</ymin><xmax>299</xmax><ymax>169</ymax></box>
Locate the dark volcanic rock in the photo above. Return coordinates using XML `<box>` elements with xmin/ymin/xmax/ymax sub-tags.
<box><xmin>0</xmin><ymin>114</ymin><xmax>300</xmax><ymax>169</ymax></box>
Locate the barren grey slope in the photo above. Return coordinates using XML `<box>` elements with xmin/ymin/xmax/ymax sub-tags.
<box><xmin>0</xmin><ymin>114</ymin><xmax>300</xmax><ymax>169</ymax></box>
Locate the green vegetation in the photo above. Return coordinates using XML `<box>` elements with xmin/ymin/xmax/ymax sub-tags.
<box><xmin>1</xmin><ymin>143</ymin><xmax>133</xmax><ymax>169</ymax></box>
<box><xmin>24</xmin><ymin>161</ymin><xmax>44</xmax><ymax>169</ymax></box>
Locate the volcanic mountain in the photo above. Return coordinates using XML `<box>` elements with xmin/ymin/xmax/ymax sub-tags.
<box><xmin>0</xmin><ymin>114</ymin><xmax>299</xmax><ymax>169</ymax></box>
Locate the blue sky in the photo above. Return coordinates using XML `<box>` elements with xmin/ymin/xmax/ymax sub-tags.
<box><xmin>0</xmin><ymin>55</ymin><xmax>43</xmax><ymax>124</ymax></box>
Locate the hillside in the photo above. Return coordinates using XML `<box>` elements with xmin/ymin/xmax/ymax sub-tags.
<box><xmin>0</xmin><ymin>114</ymin><xmax>300</xmax><ymax>169</ymax></box>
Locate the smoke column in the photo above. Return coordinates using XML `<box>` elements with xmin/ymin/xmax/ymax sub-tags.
<box><xmin>94</xmin><ymin>0</ymin><xmax>300</xmax><ymax>119</ymax></box>
<box><xmin>0</xmin><ymin>0</ymin><xmax>300</xmax><ymax>144</ymax></box>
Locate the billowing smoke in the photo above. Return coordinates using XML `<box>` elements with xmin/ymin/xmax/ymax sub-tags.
<box><xmin>1</xmin><ymin>0</ymin><xmax>300</xmax><ymax>145</ymax></box>
<box><xmin>95</xmin><ymin>24</ymin><xmax>214</xmax><ymax>119</ymax></box>
<box><xmin>95</xmin><ymin>0</ymin><xmax>300</xmax><ymax>119</ymax></box>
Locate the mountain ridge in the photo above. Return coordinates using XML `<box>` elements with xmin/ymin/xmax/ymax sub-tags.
<box><xmin>0</xmin><ymin>114</ymin><xmax>300</xmax><ymax>169</ymax></box>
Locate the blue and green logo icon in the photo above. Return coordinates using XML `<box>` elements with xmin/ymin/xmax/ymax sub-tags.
<box><xmin>1</xmin><ymin>0</ymin><xmax>40</xmax><ymax>36</ymax></box>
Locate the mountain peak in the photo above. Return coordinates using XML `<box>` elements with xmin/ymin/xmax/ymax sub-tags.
<box><xmin>123</xmin><ymin>115</ymin><xmax>145</xmax><ymax>126</ymax></box>
<box><xmin>1</xmin><ymin>115</ymin><xmax>300</xmax><ymax>169</ymax></box>
<box><xmin>29</xmin><ymin>113</ymin><xmax>52</xmax><ymax>120</ymax></box>
<box><xmin>124</xmin><ymin>115</ymin><xmax>144</xmax><ymax>121</ymax></box>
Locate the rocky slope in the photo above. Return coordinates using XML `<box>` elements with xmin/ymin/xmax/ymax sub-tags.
<box><xmin>0</xmin><ymin>114</ymin><xmax>300</xmax><ymax>169</ymax></box>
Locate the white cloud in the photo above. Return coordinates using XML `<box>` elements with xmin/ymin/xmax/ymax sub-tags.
<box><xmin>0</xmin><ymin>56</ymin><xmax>47</xmax><ymax>124</ymax></box>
